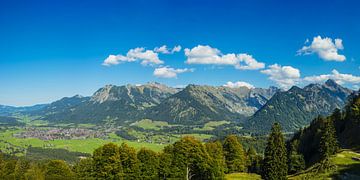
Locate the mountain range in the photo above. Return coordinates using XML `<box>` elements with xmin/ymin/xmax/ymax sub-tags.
<box><xmin>1</xmin><ymin>79</ymin><xmax>357</xmax><ymax>133</ymax></box>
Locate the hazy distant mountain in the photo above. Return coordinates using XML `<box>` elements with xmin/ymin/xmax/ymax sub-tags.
<box><xmin>0</xmin><ymin>104</ymin><xmax>47</xmax><ymax>116</ymax></box>
<box><xmin>146</xmin><ymin>85</ymin><xmax>279</xmax><ymax>124</ymax></box>
<box><xmin>245</xmin><ymin>79</ymin><xmax>354</xmax><ymax>133</ymax></box>
<box><xmin>40</xmin><ymin>82</ymin><xmax>178</xmax><ymax>123</ymax></box>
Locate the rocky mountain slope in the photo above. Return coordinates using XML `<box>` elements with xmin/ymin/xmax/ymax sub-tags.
<box><xmin>245</xmin><ymin>79</ymin><xmax>355</xmax><ymax>133</ymax></box>
<box><xmin>39</xmin><ymin>82</ymin><xmax>179</xmax><ymax>123</ymax></box>
<box><xmin>146</xmin><ymin>85</ymin><xmax>279</xmax><ymax>124</ymax></box>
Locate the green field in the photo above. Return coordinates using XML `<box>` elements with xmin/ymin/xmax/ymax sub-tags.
<box><xmin>225</xmin><ymin>173</ymin><xmax>262</xmax><ymax>180</ymax></box>
<box><xmin>130</xmin><ymin>119</ymin><xmax>175</xmax><ymax>130</ymax></box>
<box><xmin>0</xmin><ymin>128</ymin><xmax>165</xmax><ymax>155</ymax></box>
<box><xmin>194</xmin><ymin>120</ymin><xmax>230</xmax><ymax>131</ymax></box>
<box><xmin>288</xmin><ymin>149</ymin><xmax>360</xmax><ymax>179</ymax></box>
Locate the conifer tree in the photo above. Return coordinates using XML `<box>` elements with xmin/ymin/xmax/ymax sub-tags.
<box><xmin>318</xmin><ymin>118</ymin><xmax>339</xmax><ymax>172</ymax></box>
<box><xmin>262</xmin><ymin>123</ymin><xmax>288</xmax><ymax>180</ymax></box>
<box><xmin>223</xmin><ymin>135</ymin><xmax>247</xmax><ymax>173</ymax></box>
<box><xmin>246</xmin><ymin>146</ymin><xmax>262</xmax><ymax>174</ymax></box>
<box><xmin>287</xmin><ymin>140</ymin><xmax>305</xmax><ymax>174</ymax></box>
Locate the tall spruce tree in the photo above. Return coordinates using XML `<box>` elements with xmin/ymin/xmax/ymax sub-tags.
<box><xmin>318</xmin><ymin>118</ymin><xmax>339</xmax><ymax>172</ymax></box>
<box><xmin>223</xmin><ymin>135</ymin><xmax>247</xmax><ymax>173</ymax></box>
<box><xmin>246</xmin><ymin>146</ymin><xmax>262</xmax><ymax>174</ymax></box>
<box><xmin>319</xmin><ymin>118</ymin><xmax>338</xmax><ymax>160</ymax></box>
<box><xmin>287</xmin><ymin>140</ymin><xmax>305</xmax><ymax>174</ymax></box>
<box><xmin>262</xmin><ymin>123</ymin><xmax>288</xmax><ymax>180</ymax></box>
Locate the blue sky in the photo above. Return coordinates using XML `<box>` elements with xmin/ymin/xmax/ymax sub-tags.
<box><xmin>1</xmin><ymin>0</ymin><xmax>359</xmax><ymax>106</ymax></box>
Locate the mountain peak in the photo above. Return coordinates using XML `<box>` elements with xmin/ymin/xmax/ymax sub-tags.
<box><xmin>325</xmin><ymin>79</ymin><xmax>339</xmax><ymax>87</ymax></box>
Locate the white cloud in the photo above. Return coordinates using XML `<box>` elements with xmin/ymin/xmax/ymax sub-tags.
<box><xmin>153</xmin><ymin>66</ymin><xmax>194</xmax><ymax>78</ymax></box>
<box><xmin>103</xmin><ymin>47</ymin><xmax>163</xmax><ymax>66</ymax></box>
<box><xmin>297</xmin><ymin>36</ymin><xmax>346</xmax><ymax>62</ymax></box>
<box><xmin>261</xmin><ymin>64</ymin><xmax>301</xmax><ymax>89</ymax></box>
<box><xmin>304</xmin><ymin>69</ymin><xmax>360</xmax><ymax>85</ymax></box>
<box><xmin>154</xmin><ymin>45</ymin><xmax>182</xmax><ymax>54</ymax></box>
<box><xmin>184</xmin><ymin>45</ymin><xmax>265</xmax><ymax>70</ymax></box>
<box><xmin>223</xmin><ymin>81</ymin><xmax>255</xmax><ymax>89</ymax></box>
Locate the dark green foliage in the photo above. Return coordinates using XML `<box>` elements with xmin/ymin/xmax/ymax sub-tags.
<box><xmin>26</xmin><ymin>147</ymin><xmax>90</xmax><ymax>164</ymax></box>
<box><xmin>92</xmin><ymin>143</ymin><xmax>122</xmax><ymax>179</ymax></box>
<box><xmin>246</xmin><ymin>146</ymin><xmax>262</xmax><ymax>174</ymax></box>
<box><xmin>137</xmin><ymin>148</ymin><xmax>159</xmax><ymax>179</ymax></box>
<box><xmin>206</xmin><ymin>141</ymin><xmax>226</xmax><ymax>178</ymax></box>
<box><xmin>45</xmin><ymin>160</ymin><xmax>73</xmax><ymax>179</ymax></box>
<box><xmin>119</xmin><ymin>143</ymin><xmax>140</xmax><ymax>179</ymax></box>
<box><xmin>24</xmin><ymin>162</ymin><xmax>45</xmax><ymax>180</ymax></box>
<box><xmin>73</xmin><ymin>158</ymin><xmax>94</xmax><ymax>179</ymax></box>
<box><xmin>223</xmin><ymin>135</ymin><xmax>247</xmax><ymax>173</ymax></box>
<box><xmin>158</xmin><ymin>146</ymin><xmax>173</xmax><ymax>179</ymax></box>
<box><xmin>246</xmin><ymin>80</ymin><xmax>353</xmax><ymax>133</ymax></box>
<box><xmin>287</xmin><ymin>140</ymin><xmax>305</xmax><ymax>174</ymax></box>
<box><xmin>262</xmin><ymin>123</ymin><xmax>287</xmax><ymax>180</ymax></box>
<box><xmin>319</xmin><ymin>119</ymin><xmax>338</xmax><ymax>161</ymax></box>
<box><xmin>164</xmin><ymin>136</ymin><xmax>223</xmax><ymax>179</ymax></box>
<box><xmin>289</xmin><ymin>94</ymin><xmax>360</xmax><ymax>168</ymax></box>
<box><xmin>115</xmin><ymin>129</ymin><xmax>138</xmax><ymax>140</ymax></box>
<box><xmin>14</xmin><ymin>158</ymin><xmax>30</xmax><ymax>179</ymax></box>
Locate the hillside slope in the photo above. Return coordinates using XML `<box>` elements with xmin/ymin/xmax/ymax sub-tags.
<box><xmin>245</xmin><ymin>79</ymin><xmax>354</xmax><ymax>133</ymax></box>
<box><xmin>146</xmin><ymin>85</ymin><xmax>279</xmax><ymax>124</ymax></box>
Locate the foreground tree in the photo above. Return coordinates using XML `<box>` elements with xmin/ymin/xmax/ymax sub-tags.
<box><xmin>45</xmin><ymin>160</ymin><xmax>73</xmax><ymax>179</ymax></box>
<box><xmin>205</xmin><ymin>141</ymin><xmax>226</xmax><ymax>178</ymax></box>
<box><xmin>137</xmin><ymin>148</ymin><xmax>159</xmax><ymax>179</ymax></box>
<box><xmin>73</xmin><ymin>158</ymin><xmax>94</xmax><ymax>179</ymax></box>
<box><xmin>223</xmin><ymin>135</ymin><xmax>247</xmax><ymax>173</ymax></box>
<box><xmin>119</xmin><ymin>143</ymin><xmax>140</xmax><ymax>179</ymax></box>
<box><xmin>165</xmin><ymin>136</ymin><xmax>221</xmax><ymax>179</ymax></box>
<box><xmin>246</xmin><ymin>146</ymin><xmax>262</xmax><ymax>174</ymax></box>
<box><xmin>318</xmin><ymin>118</ymin><xmax>338</xmax><ymax>172</ymax></box>
<box><xmin>262</xmin><ymin>123</ymin><xmax>288</xmax><ymax>180</ymax></box>
<box><xmin>93</xmin><ymin>143</ymin><xmax>122</xmax><ymax>179</ymax></box>
<box><xmin>287</xmin><ymin>140</ymin><xmax>305</xmax><ymax>174</ymax></box>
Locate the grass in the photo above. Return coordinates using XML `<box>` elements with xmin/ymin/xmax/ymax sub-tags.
<box><xmin>194</xmin><ymin>120</ymin><xmax>230</xmax><ymax>131</ymax></box>
<box><xmin>225</xmin><ymin>173</ymin><xmax>262</xmax><ymax>180</ymax></box>
<box><xmin>130</xmin><ymin>119</ymin><xmax>175</xmax><ymax>130</ymax></box>
<box><xmin>288</xmin><ymin>149</ymin><xmax>360</xmax><ymax>179</ymax></box>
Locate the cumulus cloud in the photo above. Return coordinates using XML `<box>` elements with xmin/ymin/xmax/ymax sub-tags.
<box><xmin>297</xmin><ymin>36</ymin><xmax>346</xmax><ymax>62</ymax></box>
<box><xmin>153</xmin><ymin>66</ymin><xmax>194</xmax><ymax>78</ymax></box>
<box><xmin>154</xmin><ymin>45</ymin><xmax>182</xmax><ymax>54</ymax></box>
<box><xmin>304</xmin><ymin>69</ymin><xmax>360</xmax><ymax>85</ymax></box>
<box><xmin>261</xmin><ymin>64</ymin><xmax>301</xmax><ymax>89</ymax></box>
<box><xmin>223</xmin><ymin>81</ymin><xmax>255</xmax><ymax>89</ymax></box>
<box><xmin>103</xmin><ymin>47</ymin><xmax>164</xmax><ymax>66</ymax></box>
<box><xmin>184</xmin><ymin>45</ymin><xmax>265</xmax><ymax>70</ymax></box>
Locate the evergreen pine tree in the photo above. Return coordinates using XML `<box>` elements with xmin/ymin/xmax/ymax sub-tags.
<box><xmin>287</xmin><ymin>140</ymin><xmax>305</xmax><ymax>174</ymax></box>
<box><xmin>223</xmin><ymin>135</ymin><xmax>247</xmax><ymax>173</ymax></box>
<box><xmin>246</xmin><ymin>146</ymin><xmax>262</xmax><ymax>174</ymax></box>
<box><xmin>318</xmin><ymin>118</ymin><xmax>338</xmax><ymax>172</ymax></box>
<box><xmin>262</xmin><ymin>123</ymin><xmax>288</xmax><ymax>180</ymax></box>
